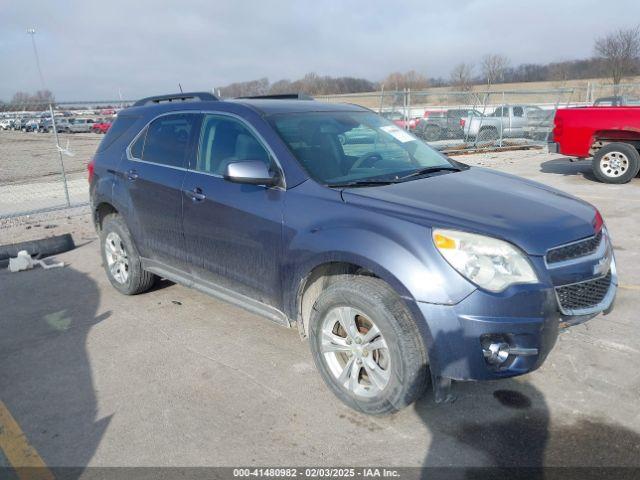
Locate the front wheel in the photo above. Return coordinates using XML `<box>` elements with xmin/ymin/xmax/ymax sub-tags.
<box><xmin>592</xmin><ymin>142</ymin><xmax>640</xmax><ymax>184</ymax></box>
<box><xmin>308</xmin><ymin>276</ymin><xmax>429</xmax><ymax>415</ymax></box>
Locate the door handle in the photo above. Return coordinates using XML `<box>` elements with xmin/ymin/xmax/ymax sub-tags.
<box><xmin>186</xmin><ymin>187</ymin><xmax>206</xmax><ymax>202</ymax></box>
<box><xmin>127</xmin><ymin>169</ymin><xmax>139</xmax><ymax>181</ymax></box>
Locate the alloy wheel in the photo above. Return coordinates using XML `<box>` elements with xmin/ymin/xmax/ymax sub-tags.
<box><xmin>320</xmin><ymin>306</ymin><xmax>391</xmax><ymax>398</ymax></box>
<box><xmin>104</xmin><ymin>232</ymin><xmax>129</xmax><ymax>284</ymax></box>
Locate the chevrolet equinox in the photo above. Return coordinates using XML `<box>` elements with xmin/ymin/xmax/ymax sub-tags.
<box><xmin>90</xmin><ymin>92</ymin><xmax>617</xmax><ymax>414</ymax></box>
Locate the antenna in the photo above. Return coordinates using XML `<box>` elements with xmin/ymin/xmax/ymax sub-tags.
<box><xmin>178</xmin><ymin>83</ymin><xmax>183</xmax><ymax>93</ymax></box>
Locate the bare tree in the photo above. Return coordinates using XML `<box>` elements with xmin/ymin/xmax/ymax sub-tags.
<box><xmin>594</xmin><ymin>26</ymin><xmax>640</xmax><ymax>88</ymax></box>
<box><xmin>481</xmin><ymin>54</ymin><xmax>510</xmax><ymax>87</ymax></box>
<box><xmin>450</xmin><ymin>63</ymin><xmax>474</xmax><ymax>91</ymax></box>
<box><xmin>382</xmin><ymin>70</ymin><xmax>429</xmax><ymax>91</ymax></box>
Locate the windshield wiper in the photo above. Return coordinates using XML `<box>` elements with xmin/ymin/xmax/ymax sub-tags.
<box><xmin>328</xmin><ymin>179</ymin><xmax>398</xmax><ymax>188</ymax></box>
<box><xmin>397</xmin><ymin>166</ymin><xmax>461</xmax><ymax>181</ymax></box>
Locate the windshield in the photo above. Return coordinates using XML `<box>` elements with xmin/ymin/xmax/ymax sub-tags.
<box><xmin>269</xmin><ymin>111</ymin><xmax>457</xmax><ymax>186</ymax></box>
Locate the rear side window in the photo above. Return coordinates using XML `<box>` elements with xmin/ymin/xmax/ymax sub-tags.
<box><xmin>513</xmin><ymin>107</ymin><xmax>524</xmax><ymax>117</ymax></box>
<box><xmin>141</xmin><ymin>114</ymin><xmax>199</xmax><ymax>168</ymax></box>
<box><xmin>96</xmin><ymin>115</ymin><xmax>139</xmax><ymax>152</ymax></box>
<box><xmin>130</xmin><ymin>129</ymin><xmax>146</xmax><ymax>158</ymax></box>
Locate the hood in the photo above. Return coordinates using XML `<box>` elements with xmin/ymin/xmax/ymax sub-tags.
<box><xmin>341</xmin><ymin>167</ymin><xmax>597</xmax><ymax>256</ymax></box>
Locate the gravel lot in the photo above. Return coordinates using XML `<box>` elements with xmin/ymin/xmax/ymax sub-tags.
<box><xmin>1</xmin><ymin>145</ymin><xmax>639</xmax><ymax>470</ymax></box>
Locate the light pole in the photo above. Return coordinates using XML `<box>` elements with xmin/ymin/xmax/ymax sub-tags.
<box><xmin>26</xmin><ymin>28</ymin><xmax>46</xmax><ymax>90</ymax></box>
<box><xmin>26</xmin><ymin>27</ymin><xmax>71</xmax><ymax>207</ymax></box>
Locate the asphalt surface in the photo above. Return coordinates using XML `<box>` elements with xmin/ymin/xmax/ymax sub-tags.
<box><xmin>1</xmin><ymin>150</ymin><xmax>639</xmax><ymax>470</ymax></box>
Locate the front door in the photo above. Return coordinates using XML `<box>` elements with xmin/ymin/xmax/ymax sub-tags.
<box><xmin>182</xmin><ymin>113</ymin><xmax>285</xmax><ymax>309</ymax></box>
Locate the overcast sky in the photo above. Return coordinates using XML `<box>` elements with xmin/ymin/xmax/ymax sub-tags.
<box><xmin>1</xmin><ymin>0</ymin><xmax>638</xmax><ymax>101</ymax></box>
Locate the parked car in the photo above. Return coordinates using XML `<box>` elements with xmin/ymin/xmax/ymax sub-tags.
<box><xmin>21</xmin><ymin>118</ymin><xmax>40</xmax><ymax>132</ymax></box>
<box><xmin>0</xmin><ymin>118</ymin><xmax>15</xmax><ymax>130</ymax></box>
<box><xmin>380</xmin><ymin>111</ymin><xmax>419</xmax><ymax>130</ymax></box>
<box><xmin>551</xmin><ymin>106</ymin><xmax>640</xmax><ymax>183</ymax></box>
<box><xmin>38</xmin><ymin>117</ymin><xmax>72</xmax><ymax>133</ymax></box>
<box><xmin>593</xmin><ymin>96</ymin><xmax>640</xmax><ymax>107</ymax></box>
<box><xmin>67</xmin><ymin>118</ymin><xmax>95</xmax><ymax>133</ymax></box>
<box><xmin>463</xmin><ymin>105</ymin><xmax>544</xmax><ymax>141</ymax></box>
<box><xmin>91</xmin><ymin>92</ymin><xmax>617</xmax><ymax>414</ymax></box>
<box><xmin>92</xmin><ymin>118</ymin><xmax>113</xmax><ymax>134</ymax></box>
<box><xmin>415</xmin><ymin>109</ymin><xmax>483</xmax><ymax>142</ymax></box>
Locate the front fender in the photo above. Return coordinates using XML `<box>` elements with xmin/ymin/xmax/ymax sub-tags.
<box><xmin>282</xmin><ymin>224</ymin><xmax>476</xmax><ymax>321</ymax></box>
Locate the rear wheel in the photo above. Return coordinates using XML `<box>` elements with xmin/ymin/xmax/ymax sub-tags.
<box><xmin>592</xmin><ymin>142</ymin><xmax>640</xmax><ymax>184</ymax></box>
<box><xmin>308</xmin><ymin>276</ymin><xmax>429</xmax><ymax>415</ymax></box>
<box><xmin>100</xmin><ymin>214</ymin><xmax>156</xmax><ymax>295</ymax></box>
<box><xmin>477</xmin><ymin>127</ymin><xmax>498</xmax><ymax>142</ymax></box>
<box><xmin>423</xmin><ymin>125</ymin><xmax>442</xmax><ymax>142</ymax></box>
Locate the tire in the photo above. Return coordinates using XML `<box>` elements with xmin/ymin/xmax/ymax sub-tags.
<box><xmin>308</xmin><ymin>275</ymin><xmax>429</xmax><ymax>415</ymax></box>
<box><xmin>477</xmin><ymin>127</ymin><xmax>498</xmax><ymax>142</ymax></box>
<box><xmin>99</xmin><ymin>214</ymin><xmax>156</xmax><ymax>295</ymax></box>
<box><xmin>592</xmin><ymin>142</ymin><xmax>640</xmax><ymax>184</ymax></box>
<box><xmin>423</xmin><ymin>125</ymin><xmax>442</xmax><ymax>142</ymax></box>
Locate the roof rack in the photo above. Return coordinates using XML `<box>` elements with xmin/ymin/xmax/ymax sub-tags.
<box><xmin>133</xmin><ymin>92</ymin><xmax>218</xmax><ymax>107</ymax></box>
<box><xmin>235</xmin><ymin>93</ymin><xmax>314</xmax><ymax>101</ymax></box>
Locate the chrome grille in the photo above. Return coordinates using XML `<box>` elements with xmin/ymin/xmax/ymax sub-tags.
<box><xmin>547</xmin><ymin>230</ymin><xmax>602</xmax><ymax>264</ymax></box>
<box><xmin>556</xmin><ymin>271</ymin><xmax>612</xmax><ymax>312</ymax></box>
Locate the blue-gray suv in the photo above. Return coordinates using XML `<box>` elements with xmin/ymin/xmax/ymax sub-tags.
<box><xmin>90</xmin><ymin>92</ymin><xmax>617</xmax><ymax>414</ymax></box>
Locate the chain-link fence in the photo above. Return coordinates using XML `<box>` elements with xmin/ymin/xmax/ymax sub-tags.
<box><xmin>0</xmin><ymin>99</ymin><xmax>132</xmax><ymax>222</ymax></box>
<box><xmin>317</xmin><ymin>87</ymin><xmax>586</xmax><ymax>152</ymax></box>
<box><xmin>0</xmin><ymin>83</ymin><xmax>636</xmax><ymax>220</ymax></box>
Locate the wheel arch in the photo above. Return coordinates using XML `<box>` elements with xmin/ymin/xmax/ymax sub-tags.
<box><xmin>291</xmin><ymin>253</ymin><xmax>421</xmax><ymax>340</ymax></box>
<box><xmin>93</xmin><ymin>202</ymin><xmax>119</xmax><ymax>232</ymax></box>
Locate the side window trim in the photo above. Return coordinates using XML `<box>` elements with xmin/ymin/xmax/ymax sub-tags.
<box><xmin>192</xmin><ymin>111</ymin><xmax>286</xmax><ymax>189</ymax></box>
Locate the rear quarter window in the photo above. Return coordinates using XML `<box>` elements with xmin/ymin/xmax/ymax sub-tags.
<box><xmin>96</xmin><ymin>115</ymin><xmax>140</xmax><ymax>152</ymax></box>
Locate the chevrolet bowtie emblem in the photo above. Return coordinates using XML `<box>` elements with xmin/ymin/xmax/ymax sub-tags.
<box><xmin>593</xmin><ymin>252</ymin><xmax>612</xmax><ymax>276</ymax></box>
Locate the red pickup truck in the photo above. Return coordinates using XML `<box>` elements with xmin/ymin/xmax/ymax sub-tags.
<box><xmin>551</xmin><ymin>106</ymin><xmax>640</xmax><ymax>183</ymax></box>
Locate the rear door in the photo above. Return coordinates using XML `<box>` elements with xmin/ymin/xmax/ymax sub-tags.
<box><xmin>120</xmin><ymin>112</ymin><xmax>201</xmax><ymax>269</ymax></box>
<box><xmin>181</xmin><ymin>113</ymin><xmax>285</xmax><ymax>309</ymax></box>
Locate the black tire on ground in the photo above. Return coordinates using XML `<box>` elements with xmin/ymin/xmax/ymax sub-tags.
<box><xmin>592</xmin><ymin>142</ymin><xmax>640</xmax><ymax>184</ymax></box>
<box><xmin>423</xmin><ymin>125</ymin><xmax>442</xmax><ymax>142</ymax></box>
<box><xmin>99</xmin><ymin>213</ymin><xmax>156</xmax><ymax>295</ymax></box>
<box><xmin>477</xmin><ymin>127</ymin><xmax>498</xmax><ymax>142</ymax></box>
<box><xmin>308</xmin><ymin>275</ymin><xmax>429</xmax><ymax>415</ymax></box>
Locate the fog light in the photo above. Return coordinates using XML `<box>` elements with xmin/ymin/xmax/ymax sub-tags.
<box><xmin>481</xmin><ymin>335</ymin><xmax>539</xmax><ymax>367</ymax></box>
<box><xmin>483</xmin><ymin>342</ymin><xmax>511</xmax><ymax>365</ymax></box>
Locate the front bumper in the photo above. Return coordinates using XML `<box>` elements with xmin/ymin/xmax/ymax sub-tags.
<box><xmin>414</xmin><ymin>255</ymin><xmax>617</xmax><ymax>382</ymax></box>
<box><xmin>415</xmin><ymin>285</ymin><xmax>561</xmax><ymax>381</ymax></box>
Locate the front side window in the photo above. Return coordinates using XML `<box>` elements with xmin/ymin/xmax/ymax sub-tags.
<box><xmin>513</xmin><ymin>107</ymin><xmax>524</xmax><ymax>117</ymax></box>
<box><xmin>197</xmin><ymin>115</ymin><xmax>271</xmax><ymax>175</ymax></box>
<box><xmin>141</xmin><ymin>113</ymin><xmax>198</xmax><ymax>168</ymax></box>
<box><xmin>269</xmin><ymin>111</ymin><xmax>457</xmax><ymax>186</ymax></box>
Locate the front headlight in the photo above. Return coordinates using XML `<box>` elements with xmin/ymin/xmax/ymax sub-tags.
<box><xmin>432</xmin><ymin>229</ymin><xmax>538</xmax><ymax>292</ymax></box>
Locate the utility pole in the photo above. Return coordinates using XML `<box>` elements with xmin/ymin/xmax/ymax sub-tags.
<box><xmin>27</xmin><ymin>27</ymin><xmax>71</xmax><ymax>207</ymax></box>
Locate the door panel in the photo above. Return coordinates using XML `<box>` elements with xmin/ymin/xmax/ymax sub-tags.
<box><xmin>120</xmin><ymin>112</ymin><xmax>200</xmax><ymax>269</ymax></box>
<box><xmin>182</xmin><ymin>114</ymin><xmax>284</xmax><ymax>308</ymax></box>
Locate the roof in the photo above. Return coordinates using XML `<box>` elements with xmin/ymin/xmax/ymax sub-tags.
<box><xmin>123</xmin><ymin>95</ymin><xmax>368</xmax><ymax>118</ymax></box>
<box><xmin>227</xmin><ymin>98</ymin><xmax>368</xmax><ymax>115</ymax></box>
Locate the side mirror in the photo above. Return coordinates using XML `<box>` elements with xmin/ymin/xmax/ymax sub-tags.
<box><xmin>224</xmin><ymin>160</ymin><xmax>279</xmax><ymax>186</ymax></box>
